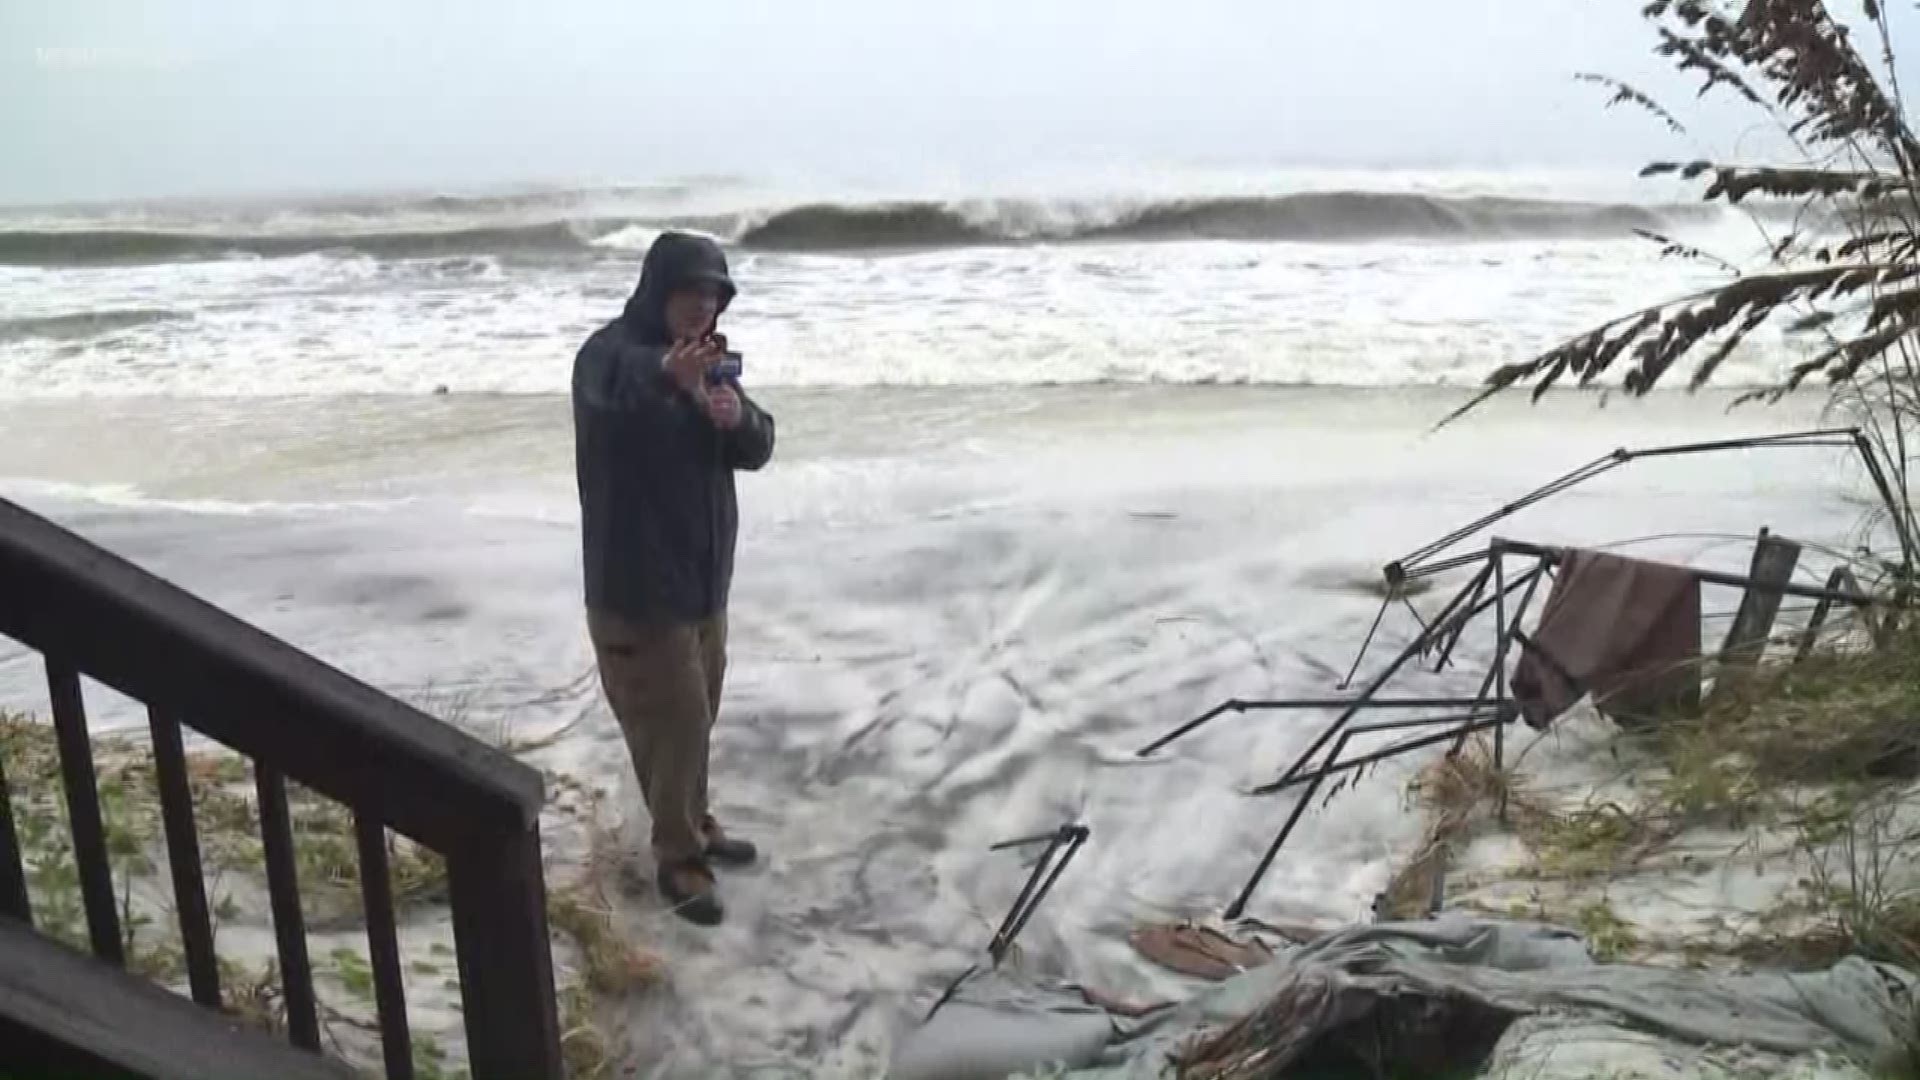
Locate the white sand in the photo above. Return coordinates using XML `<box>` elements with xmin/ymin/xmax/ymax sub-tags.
<box><xmin>0</xmin><ymin>386</ymin><xmax>1871</xmax><ymax>1075</ymax></box>
<box><xmin>1452</xmin><ymin>702</ymin><xmax>1920</xmax><ymax>973</ymax></box>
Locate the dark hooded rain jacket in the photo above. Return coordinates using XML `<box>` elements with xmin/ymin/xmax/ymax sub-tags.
<box><xmin>572</xmin><ymin>232</ymin><xmax>776</xmax><ymax>623</ymax></box>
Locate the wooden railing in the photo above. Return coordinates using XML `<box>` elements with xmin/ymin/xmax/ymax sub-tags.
<box><xmin>0</xmin><ymin>495</ymin><xmax>563</xmax><ymax>1079</ymax></box>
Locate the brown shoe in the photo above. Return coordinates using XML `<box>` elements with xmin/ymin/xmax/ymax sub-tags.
<box><xmin>657</xmin><ymin>859</ymin><xmax>723</xmax><ymax>926</ymax></box>
<box><xmin>702</xmin><ymin>817</ymin><xmax>758</xmax><ymax>869</ymax></box>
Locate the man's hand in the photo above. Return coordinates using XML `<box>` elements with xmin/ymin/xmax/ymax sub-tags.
<box><xmin>663</xmin><ymin>338</ymin><xmax>723</xmax><ymax>396</ymax></box>
<box><xmin>704</xmin><ymin>382</ymin><xmax>745</xmax><ymax>429</ymax></box>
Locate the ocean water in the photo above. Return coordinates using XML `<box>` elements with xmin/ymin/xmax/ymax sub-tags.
<box><xmin>0</xmin><ymin>170</ymin><xmax>1818</xmax><ymax>397</ymax></box>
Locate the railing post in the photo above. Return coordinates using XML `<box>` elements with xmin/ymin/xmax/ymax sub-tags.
<box><xmin>45</xmin><ymin>661</ymin><xmax>124</xmax><ymax>965</ymax></box>
<box><xmin>255</xmin><ymin>763</ymin><xmax>321</xmax><ymax>1051</ymax></box>
<box><xmin>448</xmin><ymin>821</ymin><xmax>562</xmax><ymax>1080</ymax></box>
<box><xmin>148</xmin><ymin>709</ymin><xmax>222</xmax><ymax>1009</ymax></box>
<box><xmin>354</xmin><ymin>812</ymin><xmax>413</xmax><ymax>1080</ymax></box>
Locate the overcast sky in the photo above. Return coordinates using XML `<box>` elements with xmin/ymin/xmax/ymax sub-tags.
<box><xmin>4</xmin><ymin>1</ymin><xmax>1907</xmax><ymax>205</ymax></box>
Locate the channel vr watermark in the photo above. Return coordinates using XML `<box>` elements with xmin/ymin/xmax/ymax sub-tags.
<box><xmin>35</xmin><ymin>46</ymin><xmax>192</xmax><ymax>72</ymax></box>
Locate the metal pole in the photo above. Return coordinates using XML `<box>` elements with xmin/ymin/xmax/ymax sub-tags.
<box><xmin>1414</xmin><ymin>561</ymin><xmax>1492</xmax><ymax>670</ymax></box>
<box><xmin>1623</xmin><ymin>429</ymin><xmax>1857</xmax><ymax>458</ymax></box>
<box><xmin>1252</xmin><ymin>714</ymin><xmax>1508</xmax><ymax>796</ymax></box>
<box><xmin>1251</xmin><ymin>712</ymin><xmax>1506</xmax><ymax>795</ymax></box>
<box><xmin>1227</xmin><ymin>714</ymin><xmax>1505</xmax><ymax>918</ymax></box>
<box><xmin>992</xmin><ymin>829</ymin><xmax>1088</xmax><ymax>963</ymax></box>
<box><xmin>1492</xmin><ymin>538</ymin><xmax>1880</xmax><ymax>605</ymax></box>
<box><xmin>1449</xmin><ymin>643</ymin><xmax>1507</xmax><ymax>756</ymax></box>
<box><xmin>1390</xmin><ymin>429</ymin><xmax>1864</xmax><ymax>581</ymax></box>
<box><xmin>1338</xmin><ymin>593</ymin><xmax>1394</xmax><ymax>690</ymax></box>
<box><xmin>1136</xmin><ymin>696</ymin><xmax>1509</xmax><ymax>758</ymax></box>
<box><xmin>1491</xmin><ymin>548</ymin><xmax>1510</xmax><ymax>798</ymax></box>
<box><xmin>1433</xmin><ymin>565</ymin><xmax>1540</xmax><ymax>672</ymax></box>
<box><xmin>1796</xmin><ymin>565</ymin><xmax>1861</xmax><ymax>661</ymax></box>
<box><xmin>989</xmin><ymin>833</ymin><xmax>1065</xmax><ymax>956</ymax></box>
<box><xmin>991</xmin><ymin>830</ymin><xmax>1068</xmax><ymax>852</ymax></box>
<box><xmin>1444</xmin><ymin>550</ymin><xmax>1548</xmax><ymax>757</ymax></box>
<box><xmin>1135</xmin><ymin>701</ymin><xmax>1241</xmax><ymax>758</ymax></box>
<box><xmin>1267</xmin><ymin>571</ymin><xmax>1484</xmax><ymax>790</ymax></box>
<box><xmin>1226</xmin><ymin>732</ymin><xmax>1350</xmax><ymax>920</ymax></box>
<box><xmin>1386</xmin><ymin>453</ymin><xmax>1619</xmax><ymax>580</ymax></box>
<box><xmin>988</xmin><ymin>825</ymin><xmax>1089</xmax><ymax>964</ymax></box>
<box><xmin>1401</xmin><ymin>548</ymin><xmax>1499</xmax><ymax>583</ymax></box>
<box><xmin>1495</xmin><ymin>555</ymin><xmax>1550</xmax><ymax>760</ymax></box>
<box><xmin>1853</xmin><ymin>430</ymin><xmax>1917</xmax><ymax>573</ymax></box>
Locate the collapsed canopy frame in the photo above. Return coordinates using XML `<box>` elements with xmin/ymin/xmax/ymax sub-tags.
<box><xmin>1346</xmin><ymin>427</ymin><xmax>1912</xmax><ymax>688</ymax></box>
<box><xmin>1139</xmin><ymin>535</ymin><xmax>1882</xmax><ymax>920</ymax></box>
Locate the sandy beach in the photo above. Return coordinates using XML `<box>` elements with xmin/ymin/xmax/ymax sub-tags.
<box><xmin>0</xmin><ymin>385</ymin><xmax>1871</xmax><ymax>1075</ymax></box>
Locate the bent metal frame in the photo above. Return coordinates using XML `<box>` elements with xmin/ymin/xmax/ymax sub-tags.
<box><xmin>1348</xmin><ymin>426</ymin><xmax>1914</xmax><ymax>687</ymax></box>
<box><xmin>921</xmin><ymin>427</ymin><xmax>1908</xmax><ymax>1011</ymax></box>
<box><xmin>925</xmin><ymin>823</ymin><xmax>1091</xmax><ymax>1021</ymax></box>
<box><xmin>1137</xmin><ymin>427</ymin><xmax>1909</xmax><ymax>922</ymax></box>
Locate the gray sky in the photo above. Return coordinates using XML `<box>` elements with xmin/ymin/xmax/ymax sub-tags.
<box><xmin>1</xmin><ymin>1</ymin><xmax>1898</xmax><ymax>205</ymax></box>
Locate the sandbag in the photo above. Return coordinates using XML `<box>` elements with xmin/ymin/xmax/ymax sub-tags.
<box><xmin>1482</xmin><ymin>1015</ymin><xmax>1875</xmax><ymax>1080</ymax></box>
<box><xmin>904</xmin><ymin>917</ymin><xmax>1919</xmax><ymax>1080</ymax></box>
<box><xmin>889</xmin><ymin>971</ymin><xmax>1116</xmax><ymax>1080</ymax></box>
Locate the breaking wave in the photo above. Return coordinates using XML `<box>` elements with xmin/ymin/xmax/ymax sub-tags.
<box><xmin>0</xmin><ymin>222</ymin><xmax>591</xmax><ymax>266</ymax></box>
<box><xmin>0</xmin><ymin>191</ymin><xmax>1737</xmax><ymax>266</ymax></box>
<box><xmin>0</xmin><ymin>307</ymin><xmax>190</xmax><ymax>342</ymax></box>
<box><xmin>734</xmin><ymin>193</ymin><xmax>1712</xmax><ymax>249</ymax></box>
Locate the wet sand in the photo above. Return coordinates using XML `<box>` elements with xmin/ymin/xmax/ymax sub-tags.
<box><xmin>0</xmin><ymin>386</ymin><xmax>1868</xmax><ymax>1075</ymax></box>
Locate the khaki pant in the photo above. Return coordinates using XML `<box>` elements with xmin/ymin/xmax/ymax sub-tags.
<box><xmin>587</xmin><ymin>608</ymin><xmax>728</xmax><ymax>866</ymax></box>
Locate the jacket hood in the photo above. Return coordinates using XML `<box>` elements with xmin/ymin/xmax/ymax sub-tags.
<box><xmin>621</xmin><ymin>231</ymin><xmax>737</xmax><ymax>345</ymax></box>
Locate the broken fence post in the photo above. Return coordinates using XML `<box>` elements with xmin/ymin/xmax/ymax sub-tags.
<box><xmin>1711</xmin><ymin>529</ymin><xmax>1801</xmax><ymax>707</ymax></box>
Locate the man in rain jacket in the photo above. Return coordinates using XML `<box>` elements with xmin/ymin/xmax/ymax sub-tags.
<box><xmin>573</xmin><ymin>231</ymin><xmax>775</xmax><ymax>926</ymax></box>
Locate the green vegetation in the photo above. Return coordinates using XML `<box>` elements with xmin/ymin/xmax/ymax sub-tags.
<box><xmin>1411</xmin><ymin>616</ymin><xmax>1920</xmax><ymax>947</ymax></box>
<box><xmin>1385</xmin><ymin>629</ymin><xmax>1920</xmax><ymax>1078</ymax></box>
<box><xmin>0</xmin><ymin>708</ymin><xmax>658</xmax><ymax>1079</ymax></box>
<box><xmin>1456</xmin><ymin>2</ymin><xmax>1920</xmax><ymax>554</ymax></box>
<box><xmin>1</xmin><ymin>712</ymin><xmax>446</xmax><ymax>977</ymax></box>
<box><xmin>545</xmin><ymin>778</ymin><xmax>663</xmax><ymax>1080</ymax></box>
<box><xmin>1423</xmin><ymin>6</ymin><xmax>1920</xmax><ymax>1073</ymax></box>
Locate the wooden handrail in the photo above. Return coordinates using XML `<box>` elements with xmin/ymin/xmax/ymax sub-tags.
<box><xmin>0</xmin><ymin>497</ymin><xmax>540</xmax><ymax>851</ymax></box>
<box><xmin>0</xmin><ymin>495</ymin><xmax>563</xmax><ymax>1079</ymax></box>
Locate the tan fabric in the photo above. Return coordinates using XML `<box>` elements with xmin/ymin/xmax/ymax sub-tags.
<box><xmin>587</xmin><ymin>607</ymin><xmax>728</xmax><ymax>864</ymax></box>
<box><xmin>1511</xmin><ymin>549</ymin><xmax>1701</xmax><ymax>730</ymax></box>
<box><xmin>1129</xmin><ymin>923</ymin><xmax>1277</xmax><ymax>982</ymax></box>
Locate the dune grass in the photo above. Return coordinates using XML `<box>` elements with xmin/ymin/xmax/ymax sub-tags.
<box><xmin>1377</xmin><ymin>610</ymin><xmax>1920</xmax><ymax>1076</ymax></box>
<box><xmin>0</xmin><ymin>708</ymin><xmax>658</xmax><ymax>1079</ymax></box>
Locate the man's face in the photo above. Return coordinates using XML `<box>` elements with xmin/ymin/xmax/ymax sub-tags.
<box><xmin>664</xmin><ymin>284</ymin><xmax>723</xmax><ymax>341</ymax></box>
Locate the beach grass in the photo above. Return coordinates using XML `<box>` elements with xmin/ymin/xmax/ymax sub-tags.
<box><xmin>1378</xmin><ymin>608</ymin><xmax>1920</xmax><ymax>1075</ymax></box>
<box><xmin>0</xmin><ymin>707</ymin><xmax>655</xmax><ymax>1078</ymax></box>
